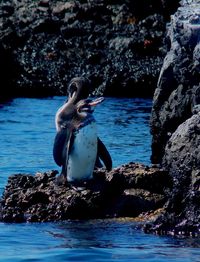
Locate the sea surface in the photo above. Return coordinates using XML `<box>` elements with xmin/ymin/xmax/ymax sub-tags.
<box><xmin>0</xmin><ymin>97</ymin><xmax>199</xmax><ymax>262</ymax></box>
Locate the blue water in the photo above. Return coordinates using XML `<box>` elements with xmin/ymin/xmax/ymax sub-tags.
<box><xmin>0</xmin><ymin>97</ymin><xmax>199</xmax><ymax>261</ymax></box>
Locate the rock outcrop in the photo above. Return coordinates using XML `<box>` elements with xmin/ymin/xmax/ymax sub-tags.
<box><xmin>150</xmin><ymin>0</ymin><xmax>200</xmax><ymax>164</ymax></box>
<box><xmin>0</xmin><ymin>163</ymin><xmax>170</xmax><ymax>223</ymax></box>
<box><xmin>0</xmin><ymin>0</ymin><xmax>179</xmax><ymax>98</ymax></box>
<box><xmin>146</xmin><ymin>111</ymin><xmax>200</xmax><ymax>236</ymax></box>
<box><xmin>146</xmin><ymin>0</ymin><xmax>200</xmax><ymax>236</ymax></box>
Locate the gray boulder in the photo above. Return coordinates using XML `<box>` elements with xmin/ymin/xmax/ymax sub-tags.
<box><xmin>163</xmin><ymin>112</ymin><xmax>200</xmax><ymax>176</ymax></box>
<box><xmin>150</xmin><ymin>0</ymin><xmax>200</xmax><ymax>163</ymax></box>
<box><xmin>145</xmin><ymin>112</ymin><xmax>200</xmax><ymax>235</ymax></box>
<box><xmin>145</xmin><ymin>0</ymin><xmax>200</xmax><ymax>236</ymax></box>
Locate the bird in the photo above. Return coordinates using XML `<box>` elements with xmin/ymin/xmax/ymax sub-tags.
<box><xmin>53</xmin><ymin>77</ymin><xmax>112</xmax><ymax>184</ymax></box>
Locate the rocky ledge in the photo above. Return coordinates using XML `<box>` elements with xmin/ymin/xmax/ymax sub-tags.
<box><xmin>0</xmin><ymin>163</ymin><xmax>170</xmax><ymax>223</ymax></box>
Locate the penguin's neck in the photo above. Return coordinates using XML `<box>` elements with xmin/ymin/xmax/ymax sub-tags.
<box><xmin>56</xmin><ymin>99</ymin><xmax>76</xmax><ymax>131</ymax></box>
<box><xmin>74</xmin><ymin>114</ymin><xmax>95</xmax><ymax>132</ymax></box>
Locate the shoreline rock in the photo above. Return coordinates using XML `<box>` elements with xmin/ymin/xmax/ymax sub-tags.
<box><xmin>150</xmin><ymin>0</ymin><xmax>200</xmax><ymax>164</ymax></box>
<box><xmin>145</xmin><ymin>111</ymin><xmax>200</xmax><ymax>237</ymax></box>
<box><xmin>147</xmin><ymin>0</ymin><xmax>200</xmax><ymax>237</ymax></box>
<box><xmin>0</xmin><ymin>163</ymin><xmax>170</xmax><ymax>223</ymax></box>
<box><xmin>0</xmin><ymin>0</ymin><xmax>179</xmax><ymax>98</ymax></box>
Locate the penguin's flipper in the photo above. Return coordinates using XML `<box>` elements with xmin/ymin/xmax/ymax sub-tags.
<box><xmin>97</xmin><ymin>137</ymin><xmax>112</xmax><ymax>171</ymax></box>
<box><xmin>53</xmin><ymin>128</ymin><xmax>71</xmax><ymax>167</ymax></box>
<box><xmin>95</xmin><ymin>156</ymin><xmax>103</xmax><ymax>169</ymax></box>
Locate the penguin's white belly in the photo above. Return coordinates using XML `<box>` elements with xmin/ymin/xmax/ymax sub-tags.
<box><xmin>67</xmin><ymin>122</ymin><xmax>97</xmax><ymax>182</ymax></box>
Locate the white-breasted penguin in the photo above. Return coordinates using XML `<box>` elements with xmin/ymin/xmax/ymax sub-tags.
<box><xmin>53</xmin><ymin>77</ymin><xmax>112</xmax><ymax>184</ymax></box>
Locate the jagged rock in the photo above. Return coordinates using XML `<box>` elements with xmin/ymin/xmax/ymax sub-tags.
<box><xmin>157</xmin><ymin>113</ymin><xmax>200</xmax><ymax>234</ymax></box>
<box><xmin>0</xmin><ymin>0</ymin><xmax>179</xmax><ymax>98</ymax></box>
<box><xmin>0</xmin><ymin>163</ymin><xmax>169</xmax><ymax>223</ymax></box>
<box><xmin>145</xmin><ymin>0</ymin><xmax>200</xmax><ymax>236</ymax></box>
<box><xmin>163</xmin><ymin>113</ymin><xmax>200</xmax><ymax>176</ymax></box>
<box><xmin>150</xmin><ymin>0</ymin><xmax>200</xmax><ymax>163</ymax></box>
<box><xmin>147</xmin><ymin>112</ymin><xmax>200</xmax><ymax>235</ymax></box>
<box><xmin>145</xmin><ymin>112</ymin><xmax>200</xmax><ymax>236</ymax></box>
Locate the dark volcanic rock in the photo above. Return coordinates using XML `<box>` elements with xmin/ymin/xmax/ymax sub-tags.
<box><xmin>150</xmin><ymin>0</ymin><xmax>200</xmax><ymax>163</ymax></box>
<box><xmin>145</xmin><ymin>112</ymin><xmax>200</xmax><ymax>236</ymax></box>
<box><xmin>0</xmin><ymin>163</ymin><xmax>169</xmax><ymax>223</ymax></box>
<box><xmin>146</xmin><ymin>0</ymin><xmax>200</xmax><ymax>236</ymax></box>
<box><xmin>163</xmin><ymin>113</ymin><xmax>200</xmax><ymax>176</ymax></box>
<box><xmin>0</xmin><ymin>0</ymin><xmax>179</xmax><ymax>98</ymax></box>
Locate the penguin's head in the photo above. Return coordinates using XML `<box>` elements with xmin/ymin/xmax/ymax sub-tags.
<box><xmin>76</xmin><ymin>97</ymin><xmax>104</xmax><ymax>118</ymax></box>
<box><xmin>68</xmin><ymin>77</ymin><xmax>91</xmax><ymax>104</ymax></box>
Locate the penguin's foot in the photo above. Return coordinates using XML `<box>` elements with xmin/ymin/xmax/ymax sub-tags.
<box><xmin>55</xmin><ymin>174</ymin><xmax>67</xmax><ymax>186</ymax></box>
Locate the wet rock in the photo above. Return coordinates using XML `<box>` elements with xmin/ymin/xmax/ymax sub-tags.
<box><xmin>0</xmin><ymin>163</ymin><xmax>169</xmax><ymax>222</ymax></box>
<box><xmin>0</xmin><ymin>0</ymin><xmax>179</xmax><ymax>98</ymax></box>
<box><xmin>150</xmin><ymin>0</ymin><xmax>200</xmax><ymax>163</ymax></box>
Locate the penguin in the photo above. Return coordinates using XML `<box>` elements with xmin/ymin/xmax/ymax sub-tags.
<box><xmin>53</xmin><ymin>77</ymin><xmax>112</xmax><ymax>184</ymax></box>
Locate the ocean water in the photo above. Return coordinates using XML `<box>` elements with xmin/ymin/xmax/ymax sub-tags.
<box><xmin>0</xmin><ymin>97</ymin><xmax>199</xmax><ymax>262</ymax></box>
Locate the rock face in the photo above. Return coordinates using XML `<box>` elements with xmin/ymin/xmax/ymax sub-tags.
<box><xmin>0</xmin><ymin>0</ymin><xmax>179</xmax><ymax>98</ymax></box>
<box><xmin>0</xmin><ymin>163</ymin><xmax>170</xmax><ymax>223</ymax></box>
<box><xmin>150</xmin><ymin>0</ymin><xmax>200</xmax><ymax>164</ymax></box>
<box><xmin>146</xmin><ymin>0</ymin><xmax>200</xmax><ymax>236</ymax></box>
<box><xmin>145</xmin><ymin>112</ymin><xmax>200</xmax><ymax>235</ymax></box>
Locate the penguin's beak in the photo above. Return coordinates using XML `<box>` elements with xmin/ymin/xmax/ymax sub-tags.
<box><xmin>88</xmin><ymin>97</ymin><xmax>104</xmax><ymax>107</ymax></box>
<box><xmin>77</xmin><ymin>97</ymin><xmax>104</xmax><ymax>116</ymax></box>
